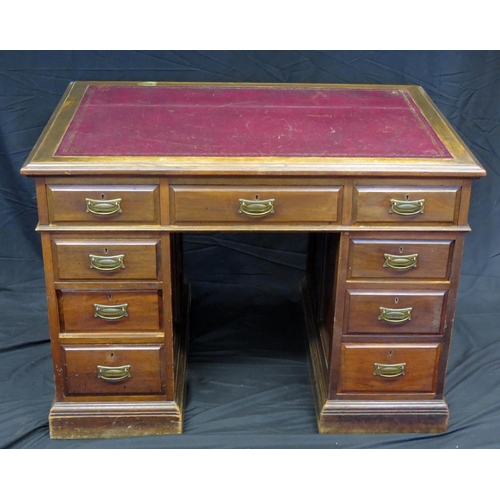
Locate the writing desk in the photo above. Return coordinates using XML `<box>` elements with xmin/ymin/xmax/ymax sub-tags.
<box><xmin>21</xmin><ymin>82</ymin><xmax>485</xmax><ymax>438</ymax></box>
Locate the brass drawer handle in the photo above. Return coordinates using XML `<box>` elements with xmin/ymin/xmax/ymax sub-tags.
<box><xmin>94</xmin><ymin>303</ymin><xmax>129</xmax><ymax>321</ymax></box>
<box><xmin>389</xmin><ymin>198</ymin><xmax>425</xmax><ymax>216</ymax></box>
<box><xmin>383</xmin><ymin>253</ymin><xmax>418</xmax><ymax>270</ymax></box>
<box><xmin>86</xmin><ymin>197</ymin><xmax>122</xmax><ymax>216</ymax></box>
<box><xmin>89</xmin><ymin>254</ymin><xmax>125</xmax><ymax>272</ymax></box>
<box><xmin>239</xmin><ymin>198</ymin><xmax>275</xmax><ymax>217</ymax></box>
<box><xmin>373</xmin><ymin>362</ymin><xmax>406</xmax><ymax>378</ymax></box>
<box><xmin>97</xmin><ymin>364</ymin><xmax>131</xmax><ymax>382</ymax></box>
<box><xmin>378</xmin><ymin>306</ymin><xmax>412</xmax><ymax>323</ymax></box>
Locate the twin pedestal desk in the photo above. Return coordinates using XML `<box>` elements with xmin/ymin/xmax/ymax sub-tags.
<box><xmin>21</xmin><ymin>82</ymin><xmax>486</xmax><ymax>438</ymax></box>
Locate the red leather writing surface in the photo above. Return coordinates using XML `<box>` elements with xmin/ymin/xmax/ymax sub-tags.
<box><xmin>56</xmin><ymin>86</ymin><xmax>452</xmax><ymax>158</ymax></box>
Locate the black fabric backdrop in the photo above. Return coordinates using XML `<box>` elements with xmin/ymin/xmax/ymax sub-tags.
<box><xmin>1</xmin><ymin>50</ymin><xmax>499</xmax><ymax>449</ymax></box>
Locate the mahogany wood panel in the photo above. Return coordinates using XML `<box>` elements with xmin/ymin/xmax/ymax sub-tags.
<box><xmin>344</xmin><ymin>290</ymin><xmax>447</xmax><ymax>334</ymax></box>
<box><xmin>61</xmin><ymin>345</ymin><xmax>165</xmax><ymax>396</ymax></box>
<box><xmin>352</xmin><ymin>185</ymin><xmax>461</xmax><ymax>224</ymax></box>
<box><xmin>40</xmin><ymin>231</ymin><xmax>66</xmax><ymax>401</ymax></box>
<box><xmin>338</xmin><ymin>343</ymin><xmax>441</xmax><ymax>394</ymax></box>
<box><xmin>49</xmin><ymin>401</ymin><xmax>182</xmax><ymax>439</ymax></box>
<box><xmin>347</xmin><ymin>237</ymin><xmax>453</xmax><ymax>280</ymax></box>
<box><xmin>58</xmin><ymin>290</ymin><xmax>161</xmax><ymax>333</ymax></box>
<box><xmin>46</xmin><ymin>184</ymin><xmax>160</xmax><ymax>224</ymax></box>
<box><xmin>307</xmin><ymin>233</ymin><xmax>340</xmax><ymax>366</ymax></box>
<box><xmin>49</xmin><ymin>402</ymin><xmax>182</xmax><ymax>439</ymax></box>
<box><xmin>318</xmin><ymin>400</ymin><xmax>449</xmax><ymax>434</ymax></box>
<box><xmin>169</xmin><ymin>185</ymin><xmax>342</xmax><ymax>224</ymax></box>
<box><xmin>52</xmin><ymin>237</ymin><xmax>160</xmax><ymax>280</ymax></box>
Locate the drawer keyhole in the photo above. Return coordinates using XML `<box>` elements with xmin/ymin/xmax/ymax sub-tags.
<box><xmin>108</xmin><ymin>294</ymin><xmax>113</xmax><ymax>301</ymax></box>
<box><xmin>395</xmin><ymin>297</ymin><xmax>399</xmax><ymax>304</ymax></box>
<box><xmin>389</xmin><ymin>350</ymin><xmax>393</xmax><ymax>356</ymax></box>
<box><xmin>399</xmin><ymin>247</ymin><xmax>404</xmax><ymax>254</ymax></box>
<box><xmin>101</xmin><ymin>194</ymin><xmax>105</xmax><ymax>200</ymax></box>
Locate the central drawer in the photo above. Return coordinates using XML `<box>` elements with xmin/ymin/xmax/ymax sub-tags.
<box><xmin>169</xmin><ymin>185</ymin><xmax>342</xmax><ymax>224</ymax></box>
<box><xmin>61</xmin><ymin>344</ymin><xmax>165</xmax><ymax>396</ymax></box>
<box><xmin>58</xmin><ymin>290</ymin><xmax>162</xmax><ymax>333</ymax></box>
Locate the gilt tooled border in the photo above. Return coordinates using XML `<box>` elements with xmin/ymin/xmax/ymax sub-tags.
<box><xmin>55</xmin><ymin>85</ymin><xmax>95</xmax><ymax>156</ymax></box>
<box><xmin>400</xmin><ymin>89</ymin><xmax>451</xmax><ymax>158</ymax></box>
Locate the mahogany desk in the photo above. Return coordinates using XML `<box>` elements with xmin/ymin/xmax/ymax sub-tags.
<box><xmin>21</xmin><ymin>82</ymin><xmax>486</xmax><ymax>438</ymax></box>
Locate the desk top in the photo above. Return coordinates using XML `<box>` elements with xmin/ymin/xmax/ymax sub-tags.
<box><xmin>22</xmin><ymin>82</ymin><xmax>486</xmax><ymax>178</ymax></box>
<box><xmin>56</xmin><ymin>85</ymin><xmax>450</xmax><ymax>158</ymax></box>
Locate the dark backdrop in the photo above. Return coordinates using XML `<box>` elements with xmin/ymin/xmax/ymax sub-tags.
<box><xmin>1</xmin><ymin>50</ymin><xmax>499</xmax><ymax>449</ymax></box>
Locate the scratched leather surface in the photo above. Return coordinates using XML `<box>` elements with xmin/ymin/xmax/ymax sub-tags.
<box><xmin>56</xmin><ymin>86</ymin><xmax>450</xmax><ymax>157</ymax></box>
<box><xmin>0</xmin><ymin>50</ymin><xmax>499</xmax><ymax>449</ymax></box>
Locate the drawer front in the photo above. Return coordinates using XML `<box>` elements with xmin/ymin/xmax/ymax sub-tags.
<box><xmin>47</xmin><ymin>184</ymin><xmax>160</xmax><ymax>224</ymax></box>
<box><xmin>339</xmin><ymin>343</ymin><xmax>441</xmax><ymax>394</ymax></box>
<box><xmin>61</xmin><ymin>345</ymin><xmax>165</xmax><ymax>395</ymax></box>
<box><xmin>170</xmin><ymin>185</ymin><xmax>341</xmax><ymax>224</ymax></box>
<box><xmin>52</xmin><ymin>238</ymin><xmax>160</xmax><ymax>280</ymax></box>
<box><xmin>353</xmin><ymin>185</ymin><xmax>461</xmax><ymax>224</ymax></box>
<box><xmin>348</xmin><ymin>238</ymin><xmax>453</xmax><ymax>280</ymax></box>
<box><xmin>59</xmin><ymin>290</ymin><xmax>161</xmax><ymax>333</ymax></box>
<box><xmin>345</xmin><ymin>290</ymin><xmax>446</xmax><ymax>334</ymax></box>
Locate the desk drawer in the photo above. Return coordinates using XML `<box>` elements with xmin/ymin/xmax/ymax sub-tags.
<box><xmin>169</xmin><ymin>185</ymin><xmax>341</xmax><ymax>224</ymax></box>
<box><xmin>61</xmin><ymin>344</ymin><xmax>165</xmax><ymax>396</ymax></box>
<box><xmin>348</xmin><ymin>238</ymin><xmax>454</xmax><ymax>280</ymax></box>
<box><xmin>47</xmin><ymin>184</ymin><xmax>159</xmax><ymax>224</ymax></box>
<box><xmin>338</xmin><ymin>343</ymin><xmax>441</xmax><ymax>394</ymax></box>
<box><xmin>353</xmin><ymin>185</ymin><xmax>461</xmax><ymax>224</ymax></box>
<box><xmin>52</xmin><ymin>238</ymin><xmax>160</xmax><ymax>281</ymax></box>
<box><xmin>59</xmin><ymin>290</ymin><xmax>161</xmax><ymax>333</ymax></box>
<box><xmin>345</xmin><ymin>290</ymin><xmax>446</xmax><ymax>334</ymax></box>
